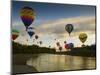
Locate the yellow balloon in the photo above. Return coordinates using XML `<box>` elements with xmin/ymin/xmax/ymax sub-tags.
<box><xmin>79</xmin><ymin>33</ymin><xmax>87</xmax><ymax>43</ymax></box>
<box><xmin>20</xmin><ymin>7</ymin><xmax>36</xmax><ymax>17</ymax></box>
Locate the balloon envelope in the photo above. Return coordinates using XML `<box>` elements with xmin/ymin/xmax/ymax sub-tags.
<box><xmin>12</xmin><ymin>29</ymin><xmax>19</xmax><ymax>40</ymax></box>
<box><xmin>39</xmin><ymin>41</ymin><xmax>42</xmax><ymax>45</ymax></box>
<box><xmin>35</xmin><ymin>35</ymin><xmax>38</xmax><ymax>39</ymax></box>
<box><xmin>65</xmin><ymin>44</ymin><xmax>69</xmax><ymax>49</ymax></box>
<box><xmin>20</xmin><ymin>7</ymin><xmax>36</xmax><ymax>30</ymax></box>
<box><xmin>64</xmin><ymin>41</ymin><xmax>66</xmax><ymax>44</ymax></box>
<box><xmin>68</xmin><ymin>43</ymin><xmax>74</xmax><ymax>48</ymax></box>
<box><xmin>27</xmin><ymin>27</ymin><xmax>35</xmax><ymax>37</ymax></box>
<box><xmin>56</xmin><ymin>42</ymin><xmax>60</xmax><ymax>47</ymax></box>
<box><xmin>59</xmin><ymin>46</ymin><xmax>62</xmax><ymax>51</ymax></box>
<box><xmin>65</xmin><ymin>24</ymin><xmax>74</xmax><ymax>35</ymax></box>
<box><xmin>28</xmin><ymin>31</ymin><xmax>35</xmax><ymax>37</ymax></box>
<box><xmin>79</xmin><ymin>33</ymin><xmax>87</xmax><ymax>43</ymax></box>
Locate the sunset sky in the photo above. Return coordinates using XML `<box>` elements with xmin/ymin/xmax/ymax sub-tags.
<box><xmin>12</xmin><ymin>1</ymin><xmax>96</xmax><ymax>48</ymax></box>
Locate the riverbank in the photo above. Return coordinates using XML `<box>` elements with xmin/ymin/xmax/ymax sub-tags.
<box><xmin>13</xmin><ymin>54</ymin><xmax>39</xmax><ymax>74</ymax></box>
<box><xmin>13</xmin><ymin>54</ymin><xmax>39</xmax><ymax>65</ymax></box>
<box><xmin>12</xmin><ymin>65</ymin><xmax>38</xmax><ymax>74</ymax></box>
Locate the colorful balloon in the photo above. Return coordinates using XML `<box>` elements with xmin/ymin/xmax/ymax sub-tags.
<box><xmin>20</xmin><ymin>6</ymin><xmax>36</xmax><ymax>30</ymax></box>
<box><xmin>27</xmin><ymin>27</ymin><xmax>35</xmax><ymax>37</ymax></box>
<box><xmin>12</xmin><ymin>29</ymin><xmax>19</xmax><ymax>40</ymax></box>
<box><xmin>65</xmin><ymin>24</ymin><xmax>74</xmax><ymax>35</ymax></box>
<box><xmin>79</xmin><ymin>33</ymin><xmax>87</xmax><ymax>43</ymax></box>
<box><xmin>64</xmin><ymin>44</ymin><xmax>69</xmax><ymax>49</ymax></box>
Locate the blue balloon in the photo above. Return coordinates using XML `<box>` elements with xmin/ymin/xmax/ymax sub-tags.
<box><xmin>68</xmin><ymin>43</ymin><xmax>74</xmax><ymax>48</ymax></box>
<box><xmin>28</xmin><ymin>31</ymin><xmax>35</xmax><ymax>37</ymax></box>
<box><xmin>28</xmin><ymin>27</ymin><xmax>35</xmax><ymax>30</ymax></box>
<box><xmin>27</xmin><ymin>27</ymin><xmax>35</xmax><ymax>37</ymax></box>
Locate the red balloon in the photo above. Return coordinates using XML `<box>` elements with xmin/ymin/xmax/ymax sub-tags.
<box><xmin>65</xmin><ymin>44</ymin><xmax>69</xmax><ymax>49</ymax></box>
<box><xmin>12</xmin><ymin>34</ymin><xmax>18</xmax><ymax>40</ymax></box>
<box><xmin>12</xmin><ymin>29</ymin><xmax>19</xmax><ymax>41</ymax></box>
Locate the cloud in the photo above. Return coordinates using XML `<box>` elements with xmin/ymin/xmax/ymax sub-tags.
<box><xmin>35</xmin><ymin>16</ymin><xmax>95</xmax><ymax>38</ymax></box>
<box><xmin>12</xmin><ymin>15</ymin><xmax>96</xmax><ymax>43</ymax></box>
<box><xmin>12</xmin><ymin>16</ymin><xmax>96</xmax><ymax>46</ymax></box>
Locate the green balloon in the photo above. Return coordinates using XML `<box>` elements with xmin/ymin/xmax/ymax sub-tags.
<box><xmin>65</xmin><ymin>24</ymin><xmax>74</xmax><ymax>35</ymax></box>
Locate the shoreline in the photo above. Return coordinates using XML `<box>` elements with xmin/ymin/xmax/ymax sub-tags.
<box><xmin>12</xmin><ymin>65</ymin><xmax>38</xmax><ymax>74</ymax></box>
<box><xmin>13</xmin><ymin>54</ymin><xmax>39</xmax><ymax>74</ymax></box>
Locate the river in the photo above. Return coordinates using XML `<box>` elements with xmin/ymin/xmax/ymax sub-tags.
<box><xmin>26</xmin><ymin>53</ymin><xmax>96</xmax><ymax>72</ymax></box>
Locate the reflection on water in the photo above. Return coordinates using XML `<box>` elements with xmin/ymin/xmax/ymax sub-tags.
<box><xmin>27</xmin><ymin>54</ymin><xmax>96</xmax><ymax>72</ymax></box>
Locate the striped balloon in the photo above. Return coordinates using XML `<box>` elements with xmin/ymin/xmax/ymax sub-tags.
<box><xmin>65</xmin><ymin>24</ymin><xmax>74</xmax><ymax>35</ymax></box>
<box><xmin>12</xmin><ymin>29</ymin><xmax>19</xmax><ymax>40</ymax></box>
<box><xmin>20</xmin><ymin>7</ymin><xmax>36</xmax><ymax>30</ymax></box>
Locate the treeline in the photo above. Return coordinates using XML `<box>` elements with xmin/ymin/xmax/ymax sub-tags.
<box><xmin>67</xmin><ymin>44</ymin><xmax>96</xmax><ymax>57</ymax></box>
<box><xmin>12</xmin><ymin>42</ymin><xmax>56</xmax><ymax>54</ymax></box>
<box><xmin>12</xmin><ymin>41</ymin><xmax>96</xmax><ymax>57</ymax></box>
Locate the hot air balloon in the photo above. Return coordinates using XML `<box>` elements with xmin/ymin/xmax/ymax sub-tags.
<box><xmin>59</xmin><ymin>46</ymin><xmax>62</xmax><ymax>51</ymax></box>
<box><xmin>27</xmin><ymin>27</ymin><xmax>35</xmax><ymax>38</ymax></box>
<box><xmin>79</xmin><ymin>33</ymin><xmax>87</xmax><ymax>45</ymax></box>
<box><xmin>35</xmin><ymin>35</ymin><xmax>39</xmax><ymax>40</ymax></box>
<box><xmin>64</xmin><ymin>44</ymin><xmax>69</xmax><ymax>49</ymax></box>
<box><xmin>20</xmin><ymin>6</ymin><xmax>36</xmax><ymax>30</ymax></box>
<box><xmin>64</xmin><ymin>41</ymin><xmax>66</xmax><ymax>44</ymax></box>
<box><xmin>49</xmin><ymin>45</ymin><xmax>51</xmax><ymax>48</ymax></box>
<box><xmin>68</xmin><ymin>43</ymin><xmax>74</xmax><ymax>49</ymax></box>
<box><xmin>39</xmin><ymin>41</ymin><xmax>42</xmax><ymax>45</ymax></box>
<box><xmin>65</xmin><ymin>24</ymin><xmax>74</xmax><ymax>36</ymax></box>
<box><xmin>56</xmin><ymin>42</ymin><xmax>60</xmax><ymax>47</ymax></box>
<box><xmin>12</xmin><ymin>29</ymin><xmax>19</xmax><ymax>41</ymax></box>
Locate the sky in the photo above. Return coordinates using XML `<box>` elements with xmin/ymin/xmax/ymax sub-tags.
<box><xmin>12</xmin><ymin>1</ymin><xmax>96</xmax><ymax>49</ymax></box>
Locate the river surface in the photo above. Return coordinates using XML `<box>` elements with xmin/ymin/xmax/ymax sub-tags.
<box><xmin>26</xmin><ymin>53</ymin><xmax>96</xmax><ymax>72</ymax></box>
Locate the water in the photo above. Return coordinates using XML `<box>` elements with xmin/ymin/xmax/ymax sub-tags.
<box><xmin>27</xmin><ymin>54</ymin><xmax>96</xmax><ymax>72</ymax></box>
